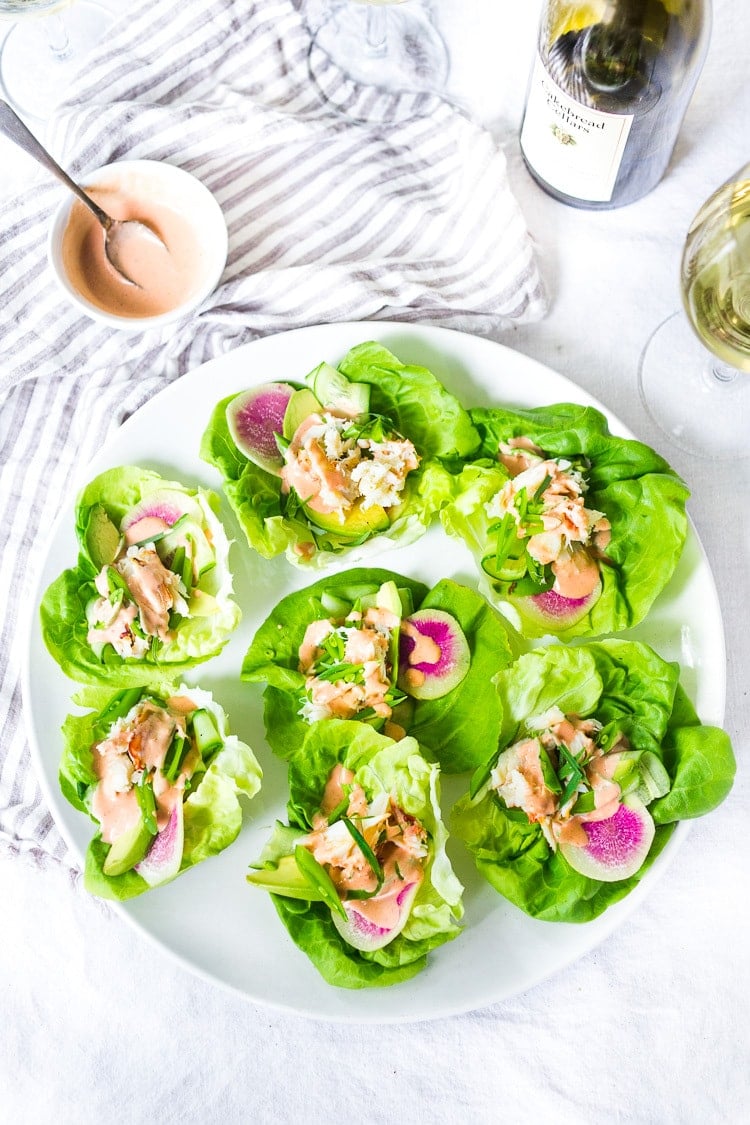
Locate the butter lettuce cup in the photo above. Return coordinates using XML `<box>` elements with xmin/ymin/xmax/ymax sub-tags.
<box><xmin>441</xmin><ymin>402</ymin><xmax>689</xmax><ymax>639</ymax></box>
<box><xmin>241</xmin><ymin>566</ymin><xmax>514</xmax><ymax>771</ymax></box>
<box><xmin>452</xmin><ymin>642</ymin><xmax>735</xmax><ymax>923</ymax></box>
<box><xmin>40</xmin><ymin>466</ymin><xmax>241</xmax><ymax>686</ymax></box>
<box><xmin>60</xmin><ymin>682</ymin><xmax>262</xmax><ymax>900</ymax></box>
<box><xmin>247</xmin><ymin>720</ymin><xmax>463</xmax><ymax>989</ymax></box>
<box><xmin>200</xmin><ymin>342</ymin><xmax>479</xmax><ymax>568</ymax></box>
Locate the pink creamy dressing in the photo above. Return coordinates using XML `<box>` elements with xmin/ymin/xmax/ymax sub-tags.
<box><xmin>92</xmin><ymin>701</ymin><xmax>196</xmax><ymax>842</ymax></box>
<box><xmin>123</xmin><ymin>515</ymin><xmax>170</xmax><ymax>546</ymax></box>
<box><xmin>492</xmin><ymin>714</ymin><xmax>628</xmax><ymax>850</ymax></box>
<box><xmin>494</xmin><ymin>436</ymin><xmax>610</xmax><ymax>600</ymax></box>
<box><xmin>400</xmin><ymin>619</ymin><xmax>443</xmax><ymax>688</ymax></box>
<box><xmin>115</xmin><ymin>549</ymin><xmax>178</xmax><ymax>640</ymax></box>
<box><xmin>298</xmin><ymin>606</ymin><xmax>397</xmax><ymax>721</ymax></box>
<box><xmin>62</xmin><ymin>182</ymin><xmax>207</xmax><ymax>319</ymax></box>
<box><xmin>306</xmin><ymin>764</ymin><xmax>426</xmax><ymax>931</ymax></box>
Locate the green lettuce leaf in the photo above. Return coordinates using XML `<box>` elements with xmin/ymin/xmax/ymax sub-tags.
<box><xmin>200</xmin><ymin>343</ymin><xmax>478</xmax><ymax>567</ymax></box>
<box><xmin>249</xmin><ymin>720</ymin><xmax>463</xmax><ymax>989</ymax></box>
<box><xmin>61</xmin><ymin>683</ymin><xmax>262</xmax><ymax>900</ymax></box>
<box><xmin>40</xmin><ymin>467</ymin><xmax>241</xmax><ymax>687</ymax></box>
<box><xmin>241</xmin><ymin>566</ymin><xmax>513</xmax><ymax>771</ymax></box>
<box><xmin>441</xmin><ymin>403</ymin><xmax>689</xmax><ymax>639</ymax></box>
<box><xmin>452</xmin><ymin>640</ymin><xmax>735</xmax><ymax>923</ymax></box>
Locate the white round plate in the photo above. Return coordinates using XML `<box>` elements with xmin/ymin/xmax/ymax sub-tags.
<box><xmin>23</xmin><ymin>322</ymin><xmax>725</xmax><ymax>1022</ymax></box>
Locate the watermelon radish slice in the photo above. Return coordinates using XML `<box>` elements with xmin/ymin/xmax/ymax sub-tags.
<box><xmin>560</xmin><ymin>798</ymin><xmax>655</xmax><ymax>883</ymax></box>
<box><xmin>516</xmin><ymin>580</ymin><xmax>601</xmax><ymax>632</ymax></box>
<box><xmin>226</xmin><ymin>383</ymin><xmax>296</xmax><ymax>475</ymax></box>
<box><xmin>121</xmin><ymin>488</ymin><xmax>202</xmax><ymax>538</ymax></box>
<box><xmin>135</xmin><ymin>799</ymin><xmax>184</xmax><ymax>888</ymax></box>
<box><xmin>331</xmin><ymin>878</ymin><xmax>421</xmax><ymax>952</ymax></box>
<box><xmin>397</xmin><ymin>609</ymin><xmax>470</xmax><ymax>701</ymax></box>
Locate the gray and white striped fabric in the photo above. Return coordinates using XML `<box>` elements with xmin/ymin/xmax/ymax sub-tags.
<box><xmin>0</xmin><ymin>0</ymin><xmax>545</xmax><ymax>868</ymax></box>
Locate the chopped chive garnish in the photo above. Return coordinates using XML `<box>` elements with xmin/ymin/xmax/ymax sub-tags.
<box><xmin>341</xmin><ymin>817</ymin><xmax>382</xmax><ymax>878</ymax></box>
<box><xmin>326</xmin><ymin>795</ymin><xmax>350</xmax><ymax>825</ymax></box>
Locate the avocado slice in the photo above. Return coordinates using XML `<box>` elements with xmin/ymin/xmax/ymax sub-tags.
<box><xmin>375</xmin><ymin>581</ymin><xmax>403</xmax><ymax>679</ymax></box>
<box><xmin>103</xmin><ymin>811</ymin><xmax>154</xmax><ymax>877</ymax></box>
<box><xmin>304</xmin><ymin>498</ymin><xmax>390</xmax><ymax>540</ymax></box>
<box><xmin>84</xmin><ymin>505</ymin><xmax>123</xmax><ymax>569</ymax></box>
<box><xmin>310</xmin><ymin>361</ymin><xmax>370</xmax><ymax>416</ymax></box>
<box><xmin>246</xmin><ymin>854</ymin><xmax>326</xmax><ymax>901</ymax></box>
<box><xmin>283</xmin><ymin>388</ymin><xmax>323</xmax><ymax>441</ymax></box>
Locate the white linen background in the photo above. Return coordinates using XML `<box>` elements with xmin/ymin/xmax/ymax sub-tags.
<box><xmin>1</xmin><ymin>1</ymin><xmax>748</xmax><ymax>1122</ymax></box>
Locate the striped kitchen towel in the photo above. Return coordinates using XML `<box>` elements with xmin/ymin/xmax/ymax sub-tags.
<box><xmin>0</xmin><ymin>0</ymin><xmax>546</xmax><ymax>867</ymax></box>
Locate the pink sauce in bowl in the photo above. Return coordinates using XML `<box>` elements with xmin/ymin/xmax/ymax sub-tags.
<box><xmin>48</xmin><ymin>160</ymin><xmax>228</xmax><ymax>331</ymax></box>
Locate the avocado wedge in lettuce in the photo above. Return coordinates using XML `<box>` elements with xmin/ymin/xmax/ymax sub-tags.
<box><xmin>40</xmin><ymin>466</ymin><xmax>241</xmax><ymax>686</ymax></box>
<box><xmin>200</xmin><ymin>342</ymin><xmax>479</xmax><ymax>568</ymax></box>
<box><xmin>60</xmin><ymin>683</ymin><xmax>262</xmax><ymax>901</ymax></box>
<box><xmin>241</xmin><ymin>566</ymin><xmax>514</xmax><ymax>771</ymax></box>
<box><xmin>247</xmin><ymin>720</ymin><xmax>463</xmax><ymax>989</ymax></box>
<box><xmin>452</xmin><ymin>641</ymin><xmax>735</xmax><ymax>923</ymax></box>
<box><xmin>441</xmin><ymin>403</ymin><xmax>689</xmax><ymax>639</ymax></box>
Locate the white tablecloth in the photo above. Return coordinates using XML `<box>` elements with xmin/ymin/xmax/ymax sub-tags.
<box><xmin>2</xmin><ymin>1</ymin><xmax>748</xmax><ymax>1120</ymax></box>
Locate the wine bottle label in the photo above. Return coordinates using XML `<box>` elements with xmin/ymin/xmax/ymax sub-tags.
<box><xmin>520</xmin><ymin>53</ymin><xmax>634</xmax><ymax>202</ymax></box>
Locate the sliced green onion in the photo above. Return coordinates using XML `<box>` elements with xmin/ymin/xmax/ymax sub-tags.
<box><xmin>326</xmin><ymin>795</ymin><xmax>350</xmax><ymax>825</ymax></box>
<box><xmin>538</xmin><ymin>744</ymin><xmax>563</xmax><ymax>795</ymax></box>
<box><xmin>163</xmin><ymin>733</ymin><xmax>188</xmax><ymax>784</ymax></box>
<box><xmin>93</xmin><ymin>687</ymin><xmax>143</xmax><ymax>736</ymax></box>
<box><xmin>312</xmin><ymin>661</ymin><xmax>364</xmax><ymax>684</ymax></box>
<box><xmin>135</xmin><ymin>775</ymin><xmax>158</xmax><ymax>836</ymax></box>
<box><xmin>294</xmin><ymin>845</ymin><xmax>347</xmax><ymax>919</ymax></box>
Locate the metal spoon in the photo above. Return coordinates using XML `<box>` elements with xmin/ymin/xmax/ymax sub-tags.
<box><xmin>0</xmin><ymin>99</ymin><xmax>167</xmax><ymax>287</ymax></box>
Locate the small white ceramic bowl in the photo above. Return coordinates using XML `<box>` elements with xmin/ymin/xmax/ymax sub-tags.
<box><xmin>48</xmin><ymin>158</ymin><xmax>228</xmax><ymax>332</ymax></box>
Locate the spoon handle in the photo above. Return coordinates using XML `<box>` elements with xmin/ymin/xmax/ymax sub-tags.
<box><xmin>0</xmin><ymin>99</ymin><xmax>112</xmax><ymax>228</ymax></box>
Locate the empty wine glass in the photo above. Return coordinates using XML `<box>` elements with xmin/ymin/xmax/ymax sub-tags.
<box><xmin>638</xmin><ymin>163</ymin><xmax>750</xmax><ymax>460</ymax></box>
<box><xmin>307</xmin><ymin>0</ymin><xmax>449</xmax><ymax>119</ymax></box>
<box><xmin>0</xmin><ymin>0</ymin><xmax>114</xmax><ymax>119</ymax></box>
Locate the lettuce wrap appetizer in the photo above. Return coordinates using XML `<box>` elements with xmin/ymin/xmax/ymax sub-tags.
<box><xmin>40</xmin><ymin>467</ymin><xmax>241</xmax><ymax>685</ymax></box>
<box><xmin>452</xmin><ymin>642</ymin><xmax>735</xmax><ymax>922</ymax></box>
<box><xmin>247</xmin><ymin>720</ymin><xmax>463</xmax><ymax>988</ymax></box>
<box><xmin>60</xmin><ymin>683</ymin><xmax>262</xmax><ymax>900</ymax></box>
<box><xmin>242</xmin><ymin>567</ymin><xmax>513</xmax><ymax>772</ymax></box>
<box><xmin>441</xmin><ymin>403</ymin><xmax>689</xmax><ymax>638</ymax></box>
<box><xmin>200</xmin><ymin>342</ymin><xmax>479</xmax><ymax>567</ymax></box>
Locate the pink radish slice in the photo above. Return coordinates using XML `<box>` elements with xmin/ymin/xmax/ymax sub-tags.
<box><xmin>332</xmin><ymin>880</ymin><xmax>421</xmax><ymax>952</ymax></box>
<box><xmin>226</xmin><ymin>383</ymin><xmax>296</xmax><ymax>475</ymax></box>
<box><xmin>135</xmin><ymin>800</ymin><xmax>184</xmax><ymax>888</ymax></box>
<box><xmin>121</xmin><ymin>489</ymin><xmax>192</xmax><ymax>534</ymax></box>
<box><xmin>518</xmin><ymin>579</ymin><xmax>601</xmax><ymax>629</ymax></box>
<box><xmin>397</xmin><ymin>609</ymin><xmax>470</xmax><ymax>701</ymax></box>
<box><xmin>560</xmin><ymin>799</ymin><xmax>655</xmax><ymax>883</ymax></box>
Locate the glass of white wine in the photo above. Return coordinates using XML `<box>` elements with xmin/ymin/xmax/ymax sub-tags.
<box><xmin>639</xmin><ymin>163</ymin><xmax>750</xmax><ymax>460</ymax></box>
<box><xmin>0</xmin><ymin>0</ymin><xmax>114</xmax><ymax>119</ymax></box>
<box><xmin>307</xmin><ymin>0</ymin><xmax>449</xmax><ymax>118</ymax></box>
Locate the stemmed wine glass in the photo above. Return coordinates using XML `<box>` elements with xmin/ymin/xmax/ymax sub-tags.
<box><xmin>639</xmin><ymin>163</ymin><xmax>750</xmax><ymax>460</ymax></box>
<box><xmin>307</xmin><ymin>0</ymin><xmax>449</xmax><ymax>119</ymax></box>
<box><xmin>0</xmin><ymin>0</ymin><xmax>114</xmax><ymax>119</ymax></box>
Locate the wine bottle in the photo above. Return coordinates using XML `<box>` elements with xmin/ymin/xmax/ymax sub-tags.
<box><xmin>519</xmin><ymin>0</ymin><xmax>711</xmax><ymax>209</ymax></box>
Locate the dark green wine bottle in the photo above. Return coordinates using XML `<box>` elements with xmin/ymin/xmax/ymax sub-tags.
<box><xmin>520</xmin><ymin>0</ymin><xmax>710</xmax><ymax>208</ymax></box>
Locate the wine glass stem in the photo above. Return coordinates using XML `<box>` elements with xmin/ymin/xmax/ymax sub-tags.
<box><xmin>45</xmin><ymin>13</ymin><xmax>71</xmax><ymax>62</ymax></box>
<box><xmin>708</xmin><ymin>359</ymin><xmax>742</xmax><ymax>386</ymax></box>
<box><xmin>364</xmin><ymin>7</ymin><xmax>387</xmax><ymax>57</ymax></box>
